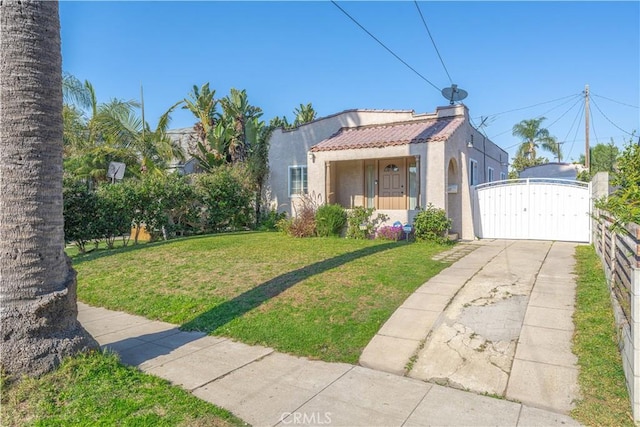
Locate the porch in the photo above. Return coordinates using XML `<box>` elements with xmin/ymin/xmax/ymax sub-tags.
<box><xmin>324</xmin><ymin>156</ymin><xmax>421</xmax><ymax>224</ymax></box>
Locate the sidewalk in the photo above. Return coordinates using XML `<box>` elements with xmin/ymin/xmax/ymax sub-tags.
<box><xmin>78</xmin><ymin>238</ymin><xmax>581</xmax><ymax>427</ymax></box>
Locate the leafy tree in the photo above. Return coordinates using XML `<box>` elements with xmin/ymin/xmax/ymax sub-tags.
<box><xmin>512</xmin><ymin>117</ymin><xmax>561</xmax><ymax>161</ymax></box>
<box><xmin>596</xmin><ymin>139</ymin><xmax>639</xmax><ymax>226</ymax></box>
<box><xmin>0</xmin><ymin>0</ymin><xmax>97</xmax><ymax>378</ymax></box>
<box><xmin>577</xmin><ymin>140</ymin><xmax>620</xmax><ymax>176</ymax></box>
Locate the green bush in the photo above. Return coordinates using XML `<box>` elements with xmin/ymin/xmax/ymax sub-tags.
<box><xmin>346</xmin><ymin>207</ymin><xmax>388</xmax><ymax>239</ymax></box>
<box><xmin>193</xmin><ymin>165</ymin><xmax>254</xmax><ymax>232</ymax></box>
<box><xmin>258</xmin><ymin>209</ymin><xmax>287</xmax><ymax>231</ymax></box>
<box><xmin>315</xmin><ymin>204</ymin><xmax>347</xmax><ymax>237</ymax></box>
<box><xmin>413</xmin><ymin>203</ymin><xmax>452</xmax><ymax>243</ymax></box>
<box><xmin>63</xmin><ymin>178</ymin><xmax>99</xmax><ymax>253</ymax></box>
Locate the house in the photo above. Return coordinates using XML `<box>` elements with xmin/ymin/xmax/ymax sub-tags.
<box><xmin>519</xmin><ymin>162</ymin><xmax>586</xmax><ymax>180</ymax></box>
<box><xmin>266</xmin><ymin>104</ymin><xmax>508</xmax><ymax>240</ymax></box>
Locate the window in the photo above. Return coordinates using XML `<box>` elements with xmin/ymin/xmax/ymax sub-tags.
<box><xmin>288</xmin><ymin>166</ymin><xmax>307</xmax><ymax>197</ymax></box>
<box><xmin>487</xmin><ymin>167</ymin><xmax>494</xmax><ymax>182</ymax></box>
<box><xmin>384</xmin><ymin>164</ymin><xmax>399</xmax><ymax>172</ymax></box>
<box><xmin>469</xmin><ymin>159</ymin><xmax>478</xmax><ymax>185</ymax></box>
<box><xmin>500</xmin><ymin>172</ymin><xmax>507</xmax><ymax>181</ymax></box>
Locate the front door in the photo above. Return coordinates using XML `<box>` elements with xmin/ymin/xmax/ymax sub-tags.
<box><xmin>379</xmin><ymin>160</ymin><xmax>405</xmax><ymax>209</ymax></box>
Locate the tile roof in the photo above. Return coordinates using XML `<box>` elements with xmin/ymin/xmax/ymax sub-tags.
<box><xmin>310</xmin><ymin>116</ymin><xmax>464</xmax><ymax>152</ymax></box>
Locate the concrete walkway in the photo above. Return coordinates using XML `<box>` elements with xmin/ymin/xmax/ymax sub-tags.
<box><xmin>361</xmin><ymin>239</ymin><xmax>581</xmax><ymax>415</ymax></box>
<box><xmin>78</xmin><ymin>239</ymin><xmax>581</xmax><ymax>426</ymax></box>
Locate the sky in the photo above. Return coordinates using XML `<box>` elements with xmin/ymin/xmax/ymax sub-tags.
<box><xmin>59</xmin><ymin>1</ymin><xmax>640</xmax><ymax>164</ymax></box>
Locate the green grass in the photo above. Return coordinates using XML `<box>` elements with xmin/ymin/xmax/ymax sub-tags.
<box><xmin>73</xmin><ymin>231</ymin><xmax>450</xmax><ymax>363</ymax></box>
<box><xmin>0</xmin><ymin>351</ymin><xmax>246</xmax><ymax>427</ymax></box>
<box><xmin>572</xmin><ymin>245</ymin><xmax>633</xmax><ymax>426</ymax></box>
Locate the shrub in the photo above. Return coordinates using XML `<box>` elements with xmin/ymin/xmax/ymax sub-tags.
<box><xmin>193</xmin><ymin>165</ymin><xmax>254</xmax><ymax>232</ymax></box>
<box><xmin>63</xmin><ymin>178</ymin><xmax>99</xmax><ymax>253</ymax></box>
<box><xmin>315</xmin><ymin>204</ymin><xmax>347</xmax><ymax>237</ymax></box>
<box><xmin>346</xmin><ymin>207</ymin><xmax>388</xmax><ymax>239</ymax></box>
<box><xmin>95</xmin><ymin>182</ymin><xmax>135</xmax><ymax>249</ymax></box>
<box><xmin>376</xmin><ymin>225</ymin><xmax>403</xmax><ymax>241</ymax></box>
<box><xmin>257</xmin><ymin>209</ymin><xmax>287</xmax><ymax>231</ymax></box>
<box><xmin>413</xmin><ymin>203</ymin><xmax>452</xmax><ymax>243</ymax></box>
<box><xmin>283</xmin><ymin>193</ymin><xmax>318</xmax><ymax>238</ymax></box>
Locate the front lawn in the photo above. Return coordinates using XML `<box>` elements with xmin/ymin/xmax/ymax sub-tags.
<box><xmin>73</xmin><ymin>232</ymin><xmax>450</xmax><ymax>363</ymax></box>
<box><xmin>1</xmin><ymin>351</ymin><xmax>245</xmax><ymax>427</ymax></box>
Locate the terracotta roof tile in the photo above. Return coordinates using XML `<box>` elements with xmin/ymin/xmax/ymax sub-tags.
<box><xmin>310</xmin><ymin>117</ymin><xmax>464</xmax><ymax>152</ymax></box>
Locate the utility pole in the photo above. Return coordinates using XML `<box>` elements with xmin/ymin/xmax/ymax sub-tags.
<box><xmin>584</xmin><ymin>84</ymin><xmax>590</xmax><ymax>170</ymax></box>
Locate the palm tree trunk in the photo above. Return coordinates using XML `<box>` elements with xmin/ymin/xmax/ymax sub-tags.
<box><xmin>1</xmin><ymin>0</ymin><xmax>98</xmax><ymax>378</ymax></box>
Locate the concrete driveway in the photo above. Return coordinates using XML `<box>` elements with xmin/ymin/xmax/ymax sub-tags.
<box><xmin>360</xmin><ymin>240</ymin><xmax>581</xmax><ymax>415</ymax></box>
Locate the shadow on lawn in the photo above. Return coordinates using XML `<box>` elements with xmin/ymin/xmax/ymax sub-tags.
<box><xmin>180</xmin><ymin>241</ymin><xmax>401</xmax><ymax>333</ymax></box>
<box><xmin>70</xmin><ymin>231</ymin><xmax>256</xmax><ymax>265</ymax></box>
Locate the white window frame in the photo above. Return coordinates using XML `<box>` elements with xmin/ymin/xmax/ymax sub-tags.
<box><xmin>500</xmin><ymin>172</ymin><xmax>507</xmax><ymax>181</ymax></box>
<box><xmin>469</xmin><ymin>159</ymin><xmax>478</xmax><ymax>186</ymax></box>
<box><xmin>288</xmin><ymin>165</ymin><xmax>307</xmax><ymax>197</ymax></box>
<box><xmin>487</xmin><ymin>167</ymin><xmax>494</xmax><ymax>182</ymax></box>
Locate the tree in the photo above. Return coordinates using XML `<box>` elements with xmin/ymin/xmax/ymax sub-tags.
<box><xmin>293</xmin><ymin>102</ymin><xmax>317</xmax><ymax>126</ymax></box>
<box><xmin>578</xmin><ymin>139</ymin><xmax>620</xmax><ymax>175</ymax></box>
<box><xmin>596</xmin><ymin>138</ymin><xmax>640</xmax><ymax>226</ymax></box>
<box><xmin>512</xmin><ymin>117</ymin><xmax>561</xmax><ymax>161</ymax></box>
<box><xmin>1</xmin><ymin>0</ymin><xmax>97</xmax><ymax>378</ymax></box>
<box><xmin>220</xmin><ymin>88</ymin><xmax>263</xmax><ymax>163</ymax></box>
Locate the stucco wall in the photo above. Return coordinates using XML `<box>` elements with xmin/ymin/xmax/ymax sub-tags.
<box><xmin>335</xmin><ymin>160</ymin><xmax>364</xmax><ymax>208</ymax></box>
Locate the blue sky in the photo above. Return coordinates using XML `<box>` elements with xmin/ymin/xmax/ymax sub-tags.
<box><xmin>59</xmin><ymin>1</ymin><xmax>639</xmax><ymax>163</ymax></box>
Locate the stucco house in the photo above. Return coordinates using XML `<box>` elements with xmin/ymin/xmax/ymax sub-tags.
<box><xmin>266</xmin><ymin>104</ymin><xmax>508</xmax><ymax>240</ymax></box>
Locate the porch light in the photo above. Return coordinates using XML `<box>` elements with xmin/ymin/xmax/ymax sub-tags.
<box><xmin>467</xmin><ymin>135</ymin><xmax>474</xmax><ymax>148</ymax></box>
<box><xmin>307</xmin><ymin>152</ymin><xmax>315</xmax><ymax>162</ymax></box>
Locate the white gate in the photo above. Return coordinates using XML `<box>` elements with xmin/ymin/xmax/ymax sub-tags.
<box><xmin>473</xmin><ymin>178</ymin><xmax>591</xmax><ymax>243</ymax></box>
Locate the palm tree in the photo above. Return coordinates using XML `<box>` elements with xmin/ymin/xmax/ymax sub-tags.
<box><xmin>0</xmin><ymin>0</ymin><xmax>98</xmax><ymax>378</ymax></box>
<box><xmin>220</xmin><ymin>88</ymin><xmax>263</xmax><ymax>163</ymax></box>
<box><xmin>512</xmin><ymin>117</ymin><xmax>561</xmax><ymax>161</ymax></box>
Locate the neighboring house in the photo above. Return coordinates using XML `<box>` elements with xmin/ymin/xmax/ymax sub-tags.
<box><xmin>167</xmin><ymin>127</ymin><xmax>199</xmax><ymax>175</ymax></box>
<box><xmin>519</xmin><ymin>162</ymin><xmax>586</xmax><ymax>180</ymax></box>
<box><xmin>266</xmin><ymin>104</ymin><xmax>508</xmax><ymax>240</ymax></box>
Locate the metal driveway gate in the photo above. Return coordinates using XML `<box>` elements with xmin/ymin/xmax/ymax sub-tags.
<box><xmin>473</xmin><ymin>178</ymin><xmax>591</xmax><ymax>243</ymax></box>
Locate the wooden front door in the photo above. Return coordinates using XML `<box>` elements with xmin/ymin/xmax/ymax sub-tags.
<box><xmin>378</xmin><ymin>159</ymin><xmax>406</xmax><ymax>209</ymax></box>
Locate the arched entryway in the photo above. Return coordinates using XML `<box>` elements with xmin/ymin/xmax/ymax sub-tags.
<box><xmin>447</xmin><ymin>158</ymin><xmax>462</xmax><ymax>235</ymax></box>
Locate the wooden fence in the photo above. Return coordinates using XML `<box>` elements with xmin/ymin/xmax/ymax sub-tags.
<box><xmin>593</xmin><ymin>210</ymin><xmax>640</xmax><ymax>420</ymax></box>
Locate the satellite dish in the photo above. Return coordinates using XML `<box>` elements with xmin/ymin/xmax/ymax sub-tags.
<box><xmin>107</xmin><ymin>162</ymin><xmax>126</xmax><ymax>181</ymax></box>
<box><xmin>441</xmin><ymin>84</ymin><xmax>468</xmax><ymax>105</ymax></box>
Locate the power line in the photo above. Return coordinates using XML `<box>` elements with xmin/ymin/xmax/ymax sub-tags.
<box><xmin>565</xmin><ymin>102</ymin><xmax>585</xmax><ymax>161</ymax></box>
<box><xmin>592</xmin><ymin>93</ymin><xmax>639</xmax><ymax>109</ymax></box>
<box><xmin>488</xmin><ymin>95</ymin><xmax>582</xmax><ymax>143</ymax></box>
<box><xmin>413</xmin><ymin>0</ymin><xmax>452</xmax><ymax>84</ymax></box>
<box><xmin>590</xmin><ymin>96</ymin><xmax>636</xmax><ymax>136</ymax></box>
<box><xmin>473</xmin><ymin>93</ymin><xmax>581</xmax><ymax>121</ymax></box>
<box><xmin>544</xmin><ymin>95</ymin><xmax>584</xmax><ymax>129</ymax></box>
<box><xmin>330</xmin><ymin>1</ymin><xmax>441</xmax><ymax>93</ymax></box>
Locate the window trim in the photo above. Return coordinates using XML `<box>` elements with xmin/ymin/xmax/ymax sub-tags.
<box><xmin>500</xmin><ymin>172</ymin><xmax>507</xmax><ymax>181</ymax></box>
<box><xmin>487</xmin><ymin>167</ymin><xmax>494</xmax><ymax>182</ymax></box>
<box><xmin>469</xmin><ymin>159</ymin><xmax>478</xmax><ymax>186</ymax></box>
<box><xmin>288</xmin><ymin>165</ymin><xmax>307</xmax><ymax>197</ymax></box>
